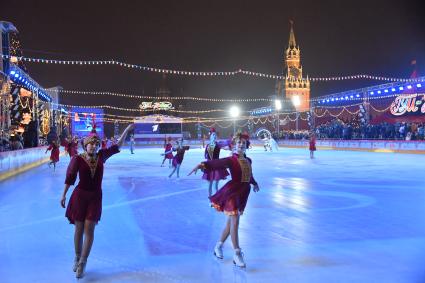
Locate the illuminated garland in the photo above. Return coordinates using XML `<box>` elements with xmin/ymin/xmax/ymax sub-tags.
<box><xmin>369</xmin><ymin>104</ymin><xmax>391</xmax><ymax>113</ymax></box>
<box><xmin>310</xmin><ymin>75</ymin><xmax>423</xmax><ymax>83</ymax></box>
<box><xmin>252</xmin><ymin>117</ymin><xmax>269</xmax><ymax>125</ymax></box>
<box><xmin>53</xmin><ymin>102</ymin><xmax>228</xmax><ymax>114</ymax></box>
<box><xmin>65</xmin><ymin>111</ymin><xmax>238</xmax><ymax>121</ymax></box>
<box><xmin>312</xmin><ymin>92</ymin><xmax>424</xmax><ymax>103</ymax></box>
<box><xmin>54</xmin><ymin>89</ymin><xmax>272</xmax><ymax>102</ymax></box>
<box><xmin>98</xmin><ymin>105</ymin><xmax>385</xmax><ymax>125</ymax></box>
<box><xmin>345</xmin><ymin>108</ymin><xmax>361</xmax><ymax>115</ymax></box>
<box><xmin>314</xmin><ymin>102</ymin><xmax>363</xmax><ymax>109</ymax></box>
<box><xmin>314</xmin><ymin>107</ymin><xmax>361</xmax><ymax>118</ymax></box>
<box><xmin>66</xmin><ymin>110</ymin><xmax>255</xmax><ymax>124</ymax></box>
<box><xmin>53</xmin><ymin>88</ymin><xmax>424</xmax><ymax>105</ymax></box>
<box><xmin>3</xmin><ymin>54</ymin><xmax>424</xmax><ymax>82</ymax></box>
<box><xmin>327</xmin><ymin>108</ymin><xmax>349</xmax><ymax>118</ymax></box>
<box><xmin>61</xmin><ymin>103</ymin><xmax>392</xmax><ymax>122</ymax></box>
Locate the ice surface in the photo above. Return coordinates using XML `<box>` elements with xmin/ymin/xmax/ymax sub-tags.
<box><xmin>1</xmin><ymin>146</ymin><xmax>425</xmax><ymax>283</ymax></box>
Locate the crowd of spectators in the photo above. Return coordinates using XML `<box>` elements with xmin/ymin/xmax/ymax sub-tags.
<box><xmin>314</xmin><ymin>119</ymin><xmax>424</xmax><ymax>140</ymax></box>
<box><xmin>268</xmin><ymin>119</ymin><xmax>425</xmax><ymax>140</ymax></box>
<box><xmin>0</xmin><ymin>132</ymin><xmax>23</xmax><ymax>152</ymax></box>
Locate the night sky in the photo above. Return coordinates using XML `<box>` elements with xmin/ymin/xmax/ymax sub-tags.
<box><xmin>1</xmin><ymin>0</ymin><xmax>424</xmax><ymax>116</ymax></box>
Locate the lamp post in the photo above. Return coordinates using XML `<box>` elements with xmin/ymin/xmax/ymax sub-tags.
<box><xmin>229</xmin><ymin>105</ymin><xmax>240</xmax><ymax>136</ymax></box>
<box><xmin>291</xmin><ymin>96</ymin><xmax>301</xmax><ymax>133</ymax></box>
<box><xmin>275</xmin><ymin>99</ymin><xmax>282</xmax><ymax>139</ymax></box>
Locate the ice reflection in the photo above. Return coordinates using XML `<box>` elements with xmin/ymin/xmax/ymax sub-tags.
<box><xmin>272</xmin><ymin>177</ymin><xmax>310</xmax><ymax>212</ymax></box>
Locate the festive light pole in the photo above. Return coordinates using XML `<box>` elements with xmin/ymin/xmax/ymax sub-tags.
<box><xmin>275</xmin><ymin>99</ymin><xmax>282</xmax><ymax>139</ymax></box>
<box><xmin>292</xmin><ymin>96</ymin><xmax>301</xmax><ymax>132</ymax></box>
<box><xmin>229</xmin><ymin>105</ymin><xmax>240</xmax><ymax>136</ymax></box>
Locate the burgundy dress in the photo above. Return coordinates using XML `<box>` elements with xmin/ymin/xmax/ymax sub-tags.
<box><xmin>205</xmin><ymin>154</ymin><xmax>258</xmax><ymax>216</ymax></box>
<box><xmin>67</xmin><ymin>141</ymin><xmax>78</xmax><ymax>157</ymax></box>
<box><xmin>47</xmin><ymin>144</ymin><xmax>60</xmax><ymax>163</ymax></box>
<box><xmin>202</xmin><ymin>143</ymin><xmax>229</xmax><ymax>181</ymax></box>
<box><xmin>172</xmin><ymin>146</ymin><xmax>190</xmax><ymax>167</ymax></box>
<box><xmin>164</xmin><ymin>143</ymin><xmax>173</xmax><ymax>159</ymax></box>
<box><xmin>309</xmin><ymin>138</ymin><xmax>316</xmax><ymax>151</ymax></box>
<box><xmin>64</xmin><ymin>145</ymin><xmax>120</xmax><ymax>224</ymax></box>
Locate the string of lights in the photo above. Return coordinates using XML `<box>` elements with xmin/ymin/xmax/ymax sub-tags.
<box><xmin>61</xmin><ymin>103</ymin><xmax>392</xmax><ymax>123</ymax></box>
<box><xmin>3</xmin><ymin>54</ymin><xmax>424</xmax><ymax>82</ymax></box>
<box><xmin>65</xmin><ymin>111</ymin><xmax>242</xmax><ymax>122</ymax></box>
<box><xmin>313</xmin><ymin>90</ymin><xmax>423</xmax><ymax>104</ymax></box>
<box><xmin>314</xmin><ymin>102</ymin><xmax>363</xmax><ymax>109</ymax></box>
<box><xmin>53</xmin><ymin>102</ymin><xmax>229</xmax><ymax>114</ymax></box>
<box><xmin>326</xmin><ymin>108</ymin><xmax>347</xmax><ymax>118</ymax></box>
<box><xmin>95</xmin><ymin>104</ymin><xmax>385</xmax><ymax>125</ymax></box>
<box><xmin>370</xmin><ymin>104</ymin><xmax>391</xmax><ymax>113</ymax></box>
<box><xmin>54</xmin><ymin>89</ymin><xmax>273</xmax><ymax>102</ymax></box>
<box><xmin>66</xmin><ymin>110</ymin><xmax>256</xmax><ymax>124</ymax></box>
<box><xmin>51</xmin><ymin>87</ymin><xmax>424</xmax><ymax>107</ymax></box>
<box><xmin>313</xmin><ymin>110</ymin><xmax>329</xmax><ymax>118</ymax></box>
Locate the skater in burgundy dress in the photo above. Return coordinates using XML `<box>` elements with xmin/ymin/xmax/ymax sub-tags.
<box><xmin>161</xmin><ymin>136</ymin><xmax>174</xmax><ymax>167</ymax></box>
<box><xmin>60</xmin><ymin>124</ymin><xmax>134</xmax><ymax>279</ymax></box>
<box><xmin>45</xmin><ymin>139</ymin><xmax>60</xmax><ymax>171</ymax></box>
<box><xmin>169</xmin><ymin>139</ymin><xmax>189</xmax><ymax>178</ymax></box>
<box><xmin>202</xmin><ymin>128</ymin><xmax>229</xmax><ymax>198</ymax></box>
<box><xmin>66</xmin><ymin>136</ymin><xmax>79</xmax><ymax>158</ymax></box>
<box><xmin>309</xmin><ymin>132</ymin><xmax>317</xmax><ymax>159</ymax></box>
<box><xmin>189</xmin><ymin>132</ymin><xmax>259</xmax><ymax>268</ymax></box>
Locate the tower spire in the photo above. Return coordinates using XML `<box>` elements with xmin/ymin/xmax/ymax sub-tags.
<box><xmin>288</xmin><ymin>20</ymin><xmax>296</xmax><ymax>48</ymax></box>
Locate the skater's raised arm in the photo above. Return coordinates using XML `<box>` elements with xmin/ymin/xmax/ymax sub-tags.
<box><xmin>116</xmin><ymin>123</ymin><xmax>135</xmax><ymax>149</ymax></box>
<box><xmin>161</xmin><ymin>149</ymin><xmax>173</xmax><ymax>156</ymax></box>
<box><xmin>203</xmin><ymin>157</ymin><xmax>231</xmax><ymax>171</ymax></box>
<box><xmin>188</xmin><ymin>157</ymin><xmax>231</xmax><ymax>176</ymax></box>
<box><xmin>216</xmin><ymin>139</ymin><xmax>232</xmax><ymax>149</ymax></box>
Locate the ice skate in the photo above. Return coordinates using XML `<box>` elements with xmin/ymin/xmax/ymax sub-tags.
<box><xmin>214</xmin><ymin>241</ymin><xmax>223</xmax><ymax>259</ymax></box>
<box><xmin>76</xmin><ymin>260</ymin><xmax>86</xmax><ymax>279</ymax></box>
<box><xmin>72</xmin><ymin>256</ymin><xmax>80</xmax><ymax>272</ymax></box>
<box><xmin>233</xmin><ymin>248</ymin><xmax>246</xmax><ymax>268</ymax></box>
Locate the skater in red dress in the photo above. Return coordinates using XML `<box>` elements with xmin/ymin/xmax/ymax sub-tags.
<box><xmin>169</xmin><ymin>139</ymin><xmax>189</xmax><ymax>178</ymax></box>
<box><xmin>189</xmin><ymin>132</ymin><xmax>259</xmax><ymax>268</ymax></box>
<box><xmin>161</xmin><ymin>136</ymin><xmax>174</xmax><ymax>167</ymax></box>
<box><xmin>66</xmin><ymin>136</ymin><xmax>79</xmax><ymax>158</ymax></box>
<box><xmin>60</xmin><ymin>123</ymin><xmax>134</xmax><ymax>279</ymax></box>
<box><xmin>309</xmin><ymin>132</ymin><xmax>316</xmax><ymax>159</ymax></box>
<box><xmin>45</xmin><ymin>139</ymin><xmax>60</xmax><ymax>171</ymax></box>
<box><xmin>202</xmin><ymin>128</ymin><xmax>229</xmax><ymax>198</ymax></box>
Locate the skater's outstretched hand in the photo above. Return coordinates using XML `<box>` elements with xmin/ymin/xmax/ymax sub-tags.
<box><xmin>253</xmin><ymin>184</ymin><xmax>260</xmax><ymax>193</ymax></box>
<box><xmin>126</xmin><ymin>123</ymin><xmax>135</xmax><ymax>132</ymax></box>
<box><xmin>188</xmin><ymin>163</ymin><xmax>203</xmax><ymax>176</ymax></box>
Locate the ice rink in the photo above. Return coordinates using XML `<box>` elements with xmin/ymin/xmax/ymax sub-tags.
<box><xmin>1</xmin><ymin>146</ymin><xmax>425</xmax><ymax>283</ymax></box>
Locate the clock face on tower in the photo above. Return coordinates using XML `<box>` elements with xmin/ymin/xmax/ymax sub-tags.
<box><xmin>289</xmin><ymin>66</ymin><xmax>300</xmax><ymax>79</ymax></box>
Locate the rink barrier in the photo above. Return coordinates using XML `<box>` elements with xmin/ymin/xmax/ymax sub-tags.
<box><xmin>274</xmin><ymin>140</ymin><xmax>425</xmax><ymax>154</ymax></box>
<box><xmin>0</xmin><ymin>147</ymin><xmax>65</xmax><ymax>181</ymax></box>
<box><xmin>130</xmin><ymin>139</ymin><xmax>425</xmax><ymax>154</ymax></box>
